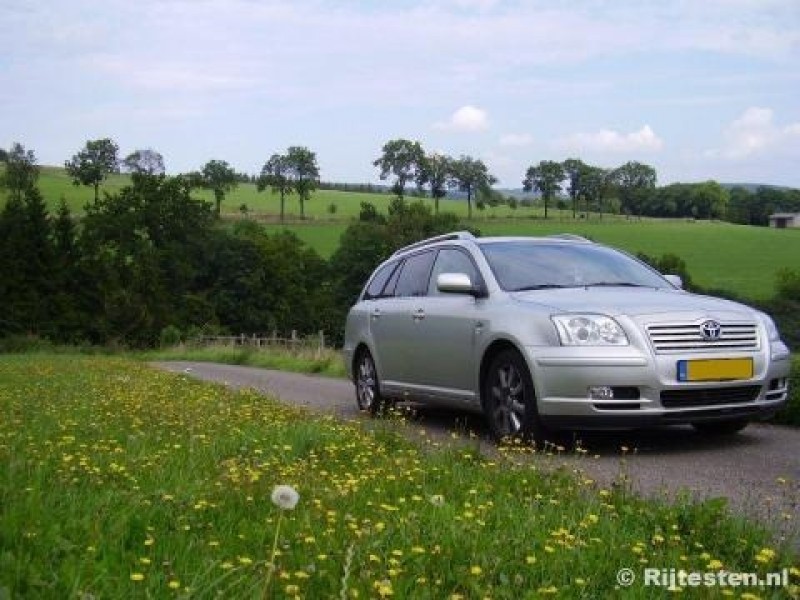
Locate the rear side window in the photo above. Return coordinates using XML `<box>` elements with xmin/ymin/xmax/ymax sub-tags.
<box><xmin>363</xmin><ymin>261</ymin><xmax>398</xmax><ymax>300</ymax></box>
<box><xmin>394</xmin><ymin>251</ymin><xmax>436</xmax><ymax>297</ymax></box>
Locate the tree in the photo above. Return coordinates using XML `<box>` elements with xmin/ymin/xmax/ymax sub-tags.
<box><xmin>523</xmin><ymin>160</ymin><xmax>564</xmax><ymax>219</ymax></box>
<box><xmin>257</xmin><ymin>153</ymin><xmax>293</xmax><ymax>221</ymax></box>
<box><xmin>285</xmin><ymin>146</ymin><xmax>320</xmax><ymax>220</ymax></box>
<box><xmin>65</xmin><ymin>138</ymin><xmax>120</xmax><ymax>203</ymax></box>
<box><xmin>123</xmin><ymin>148</ymin><xmax>165</xmax><ymax>176</ymax></box>
<box><xmin>419</xmin><ymin>152</ymin><xmax>452</xmax><ymax>214</ymax></box>
<box><xmin>449</xmin><ymin>156</ymin><xmax>497</xmax><ymax>219</ymax></box>
<box><xmin>373</xmin><ymin>139</ymin><xmax>425</xmax><ymax>200</ymax></box>
<box><xmin>561</xmin><ymin>158</ymin><xmax>585</xmax><ymax>218</ymax></box>
<box><xmin>579</xmin><ymin>165</ymin><xmax>614</xmax><ymax>218</ymax></box>
<box><xmin>200</xmin><ymin>159</ymin><xmax>238</xmax><ymax>217</ymax></box>
<box><xmin>0</xmin><ymin>142</ymin><xmax>40</xmax><ymax>201</ymax></box>
<box><xmin>612</xmin><ymin>161</ymin><xmax>657</xmax><ymax>217</ymax></box>
<box><xmin>0</xmin><ymin>187</ymin><xmax>56</xmax><ymax>337</ymax></box>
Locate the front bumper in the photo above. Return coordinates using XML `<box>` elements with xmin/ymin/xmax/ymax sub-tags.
<box><xmin>528</xmin><ymin>345</ymin><xmax>791</xmax><ymax>430</ymax></box>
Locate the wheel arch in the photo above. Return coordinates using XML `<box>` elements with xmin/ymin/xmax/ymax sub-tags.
<box><xmin>479</xmin><ymin>338</ymin><xmax>533</xmax><ymax>407</ymax></box>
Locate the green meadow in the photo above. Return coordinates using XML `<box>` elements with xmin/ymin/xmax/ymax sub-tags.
<box><xmin>1</xmin><ymin>354</ymin><xmax>797</xmax><ymax>598</ymax></box>
<box><xmin>5</xmin><ymin>167</ymin><xmax>800</xmax><ymax>300</ymax></box>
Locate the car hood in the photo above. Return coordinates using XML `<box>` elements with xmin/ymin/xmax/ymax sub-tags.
<box><xmin>511</xmin><ymin>287</ymin><xmax>756</xmax><ymax>320</ymax></box>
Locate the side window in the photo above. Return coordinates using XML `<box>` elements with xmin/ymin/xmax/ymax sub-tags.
<box><xmin>394</xmin><ymin>251</ymin><xmax>436</xmax><ymax>297</ymax></box>
<box><xmin>363</xmin><ymin>261</ymin><xmax>398</xmax><ymax>300</ymax></box>
<box><xmin>428</xmin><ymin>248</ymin><xmax>481</xmax><ymax>295</ymax></box>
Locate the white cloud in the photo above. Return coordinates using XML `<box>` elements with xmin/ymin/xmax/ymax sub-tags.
<box><xmin>498</xmin><ymin>133</ymin><xmax>533</xmax><ymax>147</ymax></box>
<box><xmin>559</xmin><ymin>125</ymin><xmax>664</xmax><ymax>153</ymax></box>
<box><xmin>705</xmin><ymin>107</ymin><xmax>800</xmax><ymax>159</ymax></box>
<box><xmin>434</xmin><ymin>105</ymin><xmax>489</xmax><ymax>132</ymax></box>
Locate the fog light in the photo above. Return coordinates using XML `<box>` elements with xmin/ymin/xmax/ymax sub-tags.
<box><xmin>588</xmin><ymin>386</ymin><xmax>614</xmax><ymax>400</ymax></box>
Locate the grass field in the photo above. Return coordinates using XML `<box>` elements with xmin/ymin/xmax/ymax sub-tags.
<box><xmin>1</xmin><ymin>354</ymin><xmax>797</xmax><ymax>598</ymax></box>
<box><xmin>2</xmin><ymin>166</ymin><xmax>555</xmax><ymax>221</ymax></box>
<box><xmin>4</xmin><ymin>166</ymin><xmax>800</xmax><ymax>300</ymax></box>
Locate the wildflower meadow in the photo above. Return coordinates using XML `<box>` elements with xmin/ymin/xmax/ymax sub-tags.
<box><xmin>0</xmin><ymin>355</ymin><xmax>797</xmax><ymax>598</ymax></box>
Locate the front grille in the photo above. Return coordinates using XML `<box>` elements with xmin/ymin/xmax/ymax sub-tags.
<box><xmin>661</xmin><ymin>385</ymin><xmax>761</xmax><ymax>408</ymax></box>
<box><xmin>647</xmin><ymin>322</ymin><xmax>758</xmax><ymax>353</ymax></box>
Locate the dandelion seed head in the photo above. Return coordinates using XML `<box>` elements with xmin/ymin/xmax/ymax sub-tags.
<box><xmin>271</xmin><ymin>484</ymin><xmax>300</xmax><ymax>510</ymax></box>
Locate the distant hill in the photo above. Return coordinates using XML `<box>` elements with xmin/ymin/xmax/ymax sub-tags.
<box><xmin>719</xmin><ymin>183</ymin><xmax>797</xmax><ymax>193</ymax></box>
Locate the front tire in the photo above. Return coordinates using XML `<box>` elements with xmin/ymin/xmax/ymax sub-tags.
<box><xmin>354</xmin><ymin>349</ymin><xmax>389</xmax><ymax>416</ymax></box>
<box><xmin>691</xmin><ymin>419</ymin><xmax>749</xmax><ymax>435</ymax></box>
<box><xmin>482</xmin><ymin>349</ymin><xmax>549</xmax><ymax>443</ymax></box>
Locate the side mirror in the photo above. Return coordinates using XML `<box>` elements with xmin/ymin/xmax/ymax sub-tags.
<box><xmin>437</xmin><ymin>272</ymin><xmax>485</xmax><ymax>297</ymax></box>
<box><xmin>664</xmin><ymin>274</ymin><xmax>683</xmax><ymax>289</ymax></box>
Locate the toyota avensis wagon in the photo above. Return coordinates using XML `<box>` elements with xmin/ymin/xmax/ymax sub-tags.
<box><xmin>343</xmin><ymin>232</ymin><xmax>791</xmax><ymax>441</ymax></box>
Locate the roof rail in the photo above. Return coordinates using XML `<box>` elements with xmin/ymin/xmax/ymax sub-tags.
<box><xmin>391</xmin><ymin>231</ymin><xmax>476</xmax><ymax>257</ymax></box>
<box><xmin>546</xmin><ymin>233</ymin><xmax>592</xmax><ymax>243</ymax></box>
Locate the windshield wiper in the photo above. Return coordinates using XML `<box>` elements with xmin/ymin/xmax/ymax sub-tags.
<box><xmin>512</xmin><ymin>284</ymin><xmax>577</xmax><ymax>292</ymax></box>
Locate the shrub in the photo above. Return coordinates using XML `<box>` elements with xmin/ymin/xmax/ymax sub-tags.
<box><xmin>159</xmin><ymin>325</ymin><xmax>183</xmax><ymax>347</ymax></box>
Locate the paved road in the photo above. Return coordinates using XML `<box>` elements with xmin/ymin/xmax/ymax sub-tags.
<box><xmin>154</xmin><ymin>361</ymin><xmax>799</xmax><ymax>546</ymax></box>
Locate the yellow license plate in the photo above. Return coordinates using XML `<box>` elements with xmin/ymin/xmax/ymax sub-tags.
<box><xmin>677</xmin><ymin>358</ymin><xmax>753</xmax><ymax>382</ymax></box>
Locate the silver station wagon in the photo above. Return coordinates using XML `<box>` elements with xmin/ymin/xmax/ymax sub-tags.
<box><xmin>343</xmin><ymin>232</ymin><xmax>791</xmax><ymax>441</ymax></box>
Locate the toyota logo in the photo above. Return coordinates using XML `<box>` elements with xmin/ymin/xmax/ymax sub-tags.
<box><xmin>700</xmin><ymin>320</ymin><xmax>722</xmax><ymax>341</ymax></box>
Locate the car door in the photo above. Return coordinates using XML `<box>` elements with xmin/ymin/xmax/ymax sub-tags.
<box><xmin>370</xmin><ymin>250</ymin><xmax>436</xmax><ymax>390</ymax></box>
<box><xmin>407</xmin><ymin>247</ymin><xmax>485</xmax><ymax>400</ymax></box>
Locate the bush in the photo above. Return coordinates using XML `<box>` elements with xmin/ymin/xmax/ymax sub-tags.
<box><xmin>159</xmin><ymin>325</ymin><xmax>183</xmax><ymax>347</ymax></box>
<box><xmin>0</xmin><ymin>334</ymin><xmax>55</xmax><ymax>353</ymax></box>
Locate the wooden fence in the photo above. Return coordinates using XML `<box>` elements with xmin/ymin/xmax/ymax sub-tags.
<box><xmin>194</xmin><ymin>330</ymin><xmax>328</xmax><ymax>351</ymax></box>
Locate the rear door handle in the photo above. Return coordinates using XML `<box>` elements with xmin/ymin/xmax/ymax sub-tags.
<box><xmin>371</xmin><ymin>308</ymin><xmax>382</xmax><ymax>320</ymax></box>
<box><xmin>412</xmin><ymin>308</ymin><xmax>426</xmax><ymax>321</ymax></box>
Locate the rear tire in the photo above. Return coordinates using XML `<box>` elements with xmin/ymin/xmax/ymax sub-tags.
<box><xmin>691</xmin><ymin>419</ymin><xmax>749</xmax><ymax>435</ymax></box>
<box><xmin>482</xmin><ymin>349</ymin><xmax>551</xmax><ymax>444</ymax></box>
<box><xmin>354</xmin><ymin>349</ymin><xmax>390</xmax><ymax>416</ymax></box>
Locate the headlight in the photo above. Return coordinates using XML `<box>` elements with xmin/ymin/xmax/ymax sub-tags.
<box><xmin>552</xmin><ymin>314</ymin><xmax>629</xmax><ymax>346</ymax></box>
<box><xmin>758</xmin><ymin>312</ymin><xmax>780</xmax><ymax>342</ymax></box>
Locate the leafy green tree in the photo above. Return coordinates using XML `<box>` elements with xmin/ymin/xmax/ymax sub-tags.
<box><xmin>373</xmin><ymin>139</ymin><xmax>425</xmax><ymax>200</ymax></box>
<box><xmin>449</xmin><ymin>156</ymin><xmax>497</xmax><ymax>219</ymax></box>
<box><xmin>419</xmin><ymin>152</ymin><xmax>452</xmax><ymax>214</ymax></box>
<box><xmin>0</xmin><ymin>142</ymin><xmax>40</xmax><ymax>201</ymax></box>
<box><xmin>523</xmin><ymin>160</ymin><xmax>564</xmax><ymax>219</ymax></box>
<box><xmin>561</xmin><ymin>158</ymin><xmax>585</xmax><ymax>218</ymax></box>
<box><xmin>123</xmin><ymin>148</ymin><xmax>165</xmax><ymax>175</ymax></box>
<box><xmin>612</xmin><ymin>161</ymin><xmax>657</xmax><ymax>217</ymax></box>
<box><xmin>286</xmin><ymin>146</ymin><xmax>319</xmax><ymax>219</ymax></box>
<box><xmin>257</xmin><ymin>153</ymin><xmax>293</xmax><ymax>221</ymax></box>
<box><xmin>78</xmin><ymin>174</ymin><xmax>216</xmax><ymax>345</ymax></box>
<box><xmin>579</xmin><ymin>165</ymin><xmax>614</xmax><ymax>218</ymax></box>
<box><xmin>65</xmin><ymin>138</ymin><xmax>120</xmax><ymax>203</ymax></box>
<box><xmin>200</xmin><ymin>159</ymin><xmax>238</xmax><ymax>217</ymax></box>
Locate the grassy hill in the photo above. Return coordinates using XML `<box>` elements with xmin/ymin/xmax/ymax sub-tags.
<box><xmin>4</xmin><ymin>166</ymin><xmax>800</xmax><ymax>301</ymax></box>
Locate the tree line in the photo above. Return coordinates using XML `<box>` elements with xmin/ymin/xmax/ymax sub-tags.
<box><xmin>4</xmin><ymin>138</ymin><xmax>799</xmax><ymax>226</ymax></box>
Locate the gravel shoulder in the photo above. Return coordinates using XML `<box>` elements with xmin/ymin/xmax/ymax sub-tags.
<box><xmin>153</xmin><ymin>361</ymin><xmax>800</xmax><ymax>546</ymax></box>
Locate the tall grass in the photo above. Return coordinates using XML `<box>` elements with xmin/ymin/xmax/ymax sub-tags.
<box><xmin>0</xmin><ymin>355</ymin><xmax>797</xmax><ymax>598</ymax></box>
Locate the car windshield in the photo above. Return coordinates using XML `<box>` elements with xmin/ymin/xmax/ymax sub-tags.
<box><xmin>479</xmin><ymin>241</ymin><xmax>671</xmax><ymax>292</ymax></box>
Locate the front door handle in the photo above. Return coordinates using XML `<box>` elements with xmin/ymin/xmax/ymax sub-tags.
<box><xmin>412</xmin><ymin>308</ymin><xmax>426</xmax><ymax>321</ymax></box>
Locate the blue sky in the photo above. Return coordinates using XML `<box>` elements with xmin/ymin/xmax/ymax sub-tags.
<box><xmin>2</xmin><ymin>0</ymin><xmax>799</xmax><ymax>187</ymax></box>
